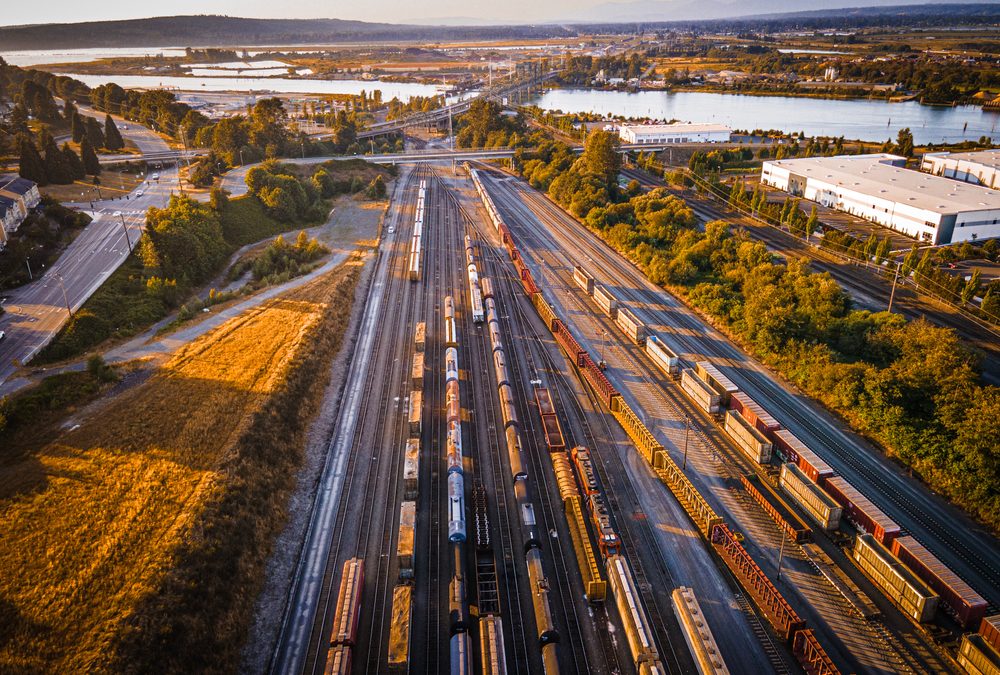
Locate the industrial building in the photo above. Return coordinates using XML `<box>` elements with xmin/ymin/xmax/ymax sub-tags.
<box><xmin>760</xmin><ymin>154</ymin><xmax>1000</xmax><ymax>244</ymax></box>
<box><xmin>922</xmin><ymin>149</ymin><xmax>1000</xmax><ymax>191</ymax></box>
<box><xmin>617</xmin><ymin>123</ymin><xmax>731</xmax><ymax>145</ymax></box>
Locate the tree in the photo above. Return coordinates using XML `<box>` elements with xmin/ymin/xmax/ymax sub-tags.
<box><xmin>895</xmin><ymin>128</ymin><xmax>914</xmax><ymax>158</ymax></box>
<box><xmin>805</xmin><ymin>205</ymin><xmax>819</xmax><ymax>238</ymax></box>
<box><xmin>62</xmin><ymin>142</ymin><xmax>85</xmax><ymax>180</ymax></box>
<box><xmin>80</xmin><ymin>136</ymin><xmax>101</xmax><ymax>175</ymax></box>
<box><xmin>874</xmin><ymin>236</ymin><xmax>892</xmax><ymax>265</ymax></box>
<box><xmin>366</xmin><ymin>174</ymin><xmax>386</xmax><ymax>200</ymax></box>
<box><xmin>901</xmin><ymin>244</ymin><xmax>920</xmax><ymax>277</ymax></box>
<box><xmin>70</xmin><ymin>112</ymin><xmax>85</xmax><ymax>143</ymax></box>
<box><xmin>42</xmin><ymin>134</ymin><xmax>74</xmax><ymax>184</ymax></box>
<box><xmin>18</xmin><ymin>134</ymin><xmax>47</xmax><ymax>185</ymax></box>
<box><xmin>961</xmin><ymin>269</ymin><xmax>982</xmax><ymax>305</ymax></box>
<box><xmin>104</xmin><ymin>114</ymin><xmax>125</xmax><ymax>151</ymax></box>
<box><xmin>84</xmin><ymin>116</ymin><xmax>105</xmax><ymax>149</ymax></box>
<box><xmin>580</xmin><ymin>130</ymin><xmax>622</xmax><ymax>190</ymax></box>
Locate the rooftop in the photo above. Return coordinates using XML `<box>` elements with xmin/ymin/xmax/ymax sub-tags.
<box><xmin>924</xmin><ymin>149</ymin><xmax>1000</xmax><ymax>171</ymax></box>
<box><xmin>620</xmin><ymin>122</ymin><xmax>732</xmax><ymax>134</ymax></box>
<box><xmin>765</xmin><ymin>154</ymin><xmax>1000</xmax><ymax>215</ymax></box>
<box><xmin>0</xmin><ymin>174</ymin><xmax>37</xmax><ymax>196</ymax></box>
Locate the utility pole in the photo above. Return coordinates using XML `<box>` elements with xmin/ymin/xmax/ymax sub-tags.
<box><xmin>888</xmin><ymin>261</ymin><xmax>902</xmax><ymax>313</ymax></box>
<box><xmin>25</xmin><ymin>257</ymin><xmax>33</xmax><ymax>280</ymax></box>
<box><xmin>56</xmin><ymin>275</ymin><xmax>72</xmax><ymax>318</ymax></box>
<box><xmin>682</xmin><ymin>416</ymin><xmax>690</xmax><ymax>470</ymax></box>
<box><xmin>119</xmin><ymin>212</ymin><xmax>133</xmax><ymax>253</ymax></box>
<box><xmin>448</xmin><ymin>106</ymin><xmax>454</xmax><ymax>152</ymax></box>
<box><xmin>776</xmin><ymin>531</ymin><xmax>787</xmax><ymax>580</ymax></box>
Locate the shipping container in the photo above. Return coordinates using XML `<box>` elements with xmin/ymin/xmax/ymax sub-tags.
<box><xmin>593</xmin><ymin>284</ymin><xmax>619</xmax><ymax>318</ymax></box>
<box><xmin>681</xmin><ymin>368</ymin><xmax>722</xmax><ymax>414</ymax></box>
<box><xmin>408</xmin><ymin>391</ymin><xmax>422</xmax><ymax>437</ymax></box>
<box><xmin>414</xmin><ymin>321</ymin><xmax>426</xmax><ymax>353</ymax></box>
<box><xmin>958</xmin><ymin>633</ymin><xmax>1000</xmax><ymax>675</ymax></box>
<box><xmin>411</xmin><ymin>351</ymin><xmax>425</xmax><ymax>390</ymax></box>
<box><xmin>853</xmin><ymin>534</ymin><xmax>939</xmax><ymax>623</ymax></box>
<box><xmin>573</xmin><ymin>265</ymin><xmax>595</xmax><ymax>295</ymax></box>
<box><xmin>983</xmin><ymin>615</ymin><xmax>1000</xmax><ymax>654</ymax></box>
<box><xmin>388</xmin><ymin>584</ymin><xmax>413</xmax><ymax>672</ymax></box>
<box><xmin>694</xmin><ymin>362</ymin><xmax>739</xmax><ymax>403</ymax></box>
<box><xmin>671</xmin><ymin>586</ymin><xmax>730</xmax><ymax>675</ymax></box>
<box><xmin>780</xmin><ymin>463</ymin><xmax>842</xmax><ymax>531</ymax></box>
<box><xmin>771</xmin><ymin>430</ymin><xmax>834</xmax><ymax>483</ymax></box>
<box><xmin>724</xmin><ymin>410</ymin><xmax>773</xmax><ymax>464</ymax></box>
<box><xmin>728</xmin><ymin>391</ymin><xmax>780</xmax><ymax>436</ymax></box>
<box><xmin>891</xmin><ymin>536</ymin><xmax>987</xmax><ymax>629</ymax></box>
<box><xmin>397</xmin><ymin>501</ymin><xmax>416</xmax><ymax>578</ymax></box>
<box><xmin>615</xmin><ymin>306</ymin><xmax>648</xmax><ymax>345</ymax></box>
<box><xmin>403</xmin><ymin>439</ymin><xmax>419</xmax><ymax>500</ymax></box>
<box><xmin>645</xmin><ymin>335</ymin><xmax>679</xmax><ymax>376</ymax></box>
<box><xmin>823</xmin><ymin>476</ymin><xmax>900</xmax><ymax>545</ymax></box>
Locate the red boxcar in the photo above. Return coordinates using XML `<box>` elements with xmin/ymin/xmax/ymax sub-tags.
<box><xmin>729</xmin><ymin>391</ymin><xmax>781</xmax><ymax>436</ymax></box>
<box><xmin>981</xmin><ymin>615</ymin><xmax>1000</xmax><ymax>653</ymax></box>
<box><xmin>823</xmin><ymin>476</ymin><xmax>900</xmax><ymax>545</ymax></box>
<box><xmin>772</xmin><ymin>429</ymin><xmax>835</xmax><ymax>483</ymax></box>
<box><xmin>891</xmin><ymin>536</ymin><xmax>988</xmax><ymax>629</ymax></box>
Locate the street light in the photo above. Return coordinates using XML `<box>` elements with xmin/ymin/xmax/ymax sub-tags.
<box><xmin>119</xmin><ymin>212</ymin><xmax>133</xmax><ymax>253</ymax></box>
<box><xmin>887</xmin><ymin>261</ymin><xmax>902</xmax><ymax>313</ymax></box>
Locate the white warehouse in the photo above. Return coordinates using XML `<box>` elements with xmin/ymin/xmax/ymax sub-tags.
<box><xmin>618</xmin><ymin>123</ymin><xmax>731</xmax><ymax>145</ymax></box>
<box><xmin>921</xmin><ymin>149</ymin><xmax>1000</xmax><ymax>191</ymax></box>
<box><xmin>761</xmin><ymin>154</ymin><xmax>1000</xmax><ymax>244</ymax></box>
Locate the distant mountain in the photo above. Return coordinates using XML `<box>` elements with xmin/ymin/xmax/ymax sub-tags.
<box><xmin>557</xmin><ymin>0</ymin><xmax>997</xmax><ymax>23</ymax></box>
<box><xmin>0</xmin><ymin>15</ymin><xmax>572</xmax><ymax>51</ymax></box>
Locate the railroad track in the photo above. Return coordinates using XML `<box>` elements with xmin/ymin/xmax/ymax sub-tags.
<box><xmin>290</xmin><ymin>167</ymin><xmax>423</xmax><ymax>675</ymax></box>
<box><xmin>434</xmin><ymin>170</ymin><xmax>534</xmax><ymax>674</ymax></box>
<box><xmin>504</xmin><ymin>173</ymin><xmax>1000</xmax><ymax>611</ymax></box>
<box><xmin>485</xmin><ymin>171</ymin><xmax>965</xmax><ymax>673</ymax></box>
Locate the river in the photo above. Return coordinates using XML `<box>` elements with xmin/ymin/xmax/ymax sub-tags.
<box><xmin>530</xmin><ymin>89</ymin><xmax>1000</xmax><ymax>145</ymax></box>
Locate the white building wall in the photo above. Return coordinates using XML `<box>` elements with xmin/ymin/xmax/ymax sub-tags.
<box><xmin>620</xmin><ymin>127</ymin><xmax>731</xmax><ymax>144</ymax></box>
<box><xmin>922</xmin><ymin>154</ymin><xmax>1000</xmax><ymax>190</ymax></box>
<box><xmin>953</xmin><ymin>208</ymin><xmax>1000</xmax><ymax>243</ymax></box>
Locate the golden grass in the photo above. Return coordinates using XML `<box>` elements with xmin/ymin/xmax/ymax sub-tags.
<box><xmin>0</xmin><ymin>253</ymin><xmax>364</xmax><ymax>673</ymax></box>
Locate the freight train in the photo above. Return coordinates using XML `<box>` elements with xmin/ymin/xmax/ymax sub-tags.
<box><xmin>322</xmin><ymin>558</ymin><xmax>365</xmax><ymax>674</ymax></box>
<box><xmin>409</xmin><ymin>179</ymin><xmax>426</xmax><ymax>282</ymax></box>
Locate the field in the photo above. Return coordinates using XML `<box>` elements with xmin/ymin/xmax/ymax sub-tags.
<box><xmin>0</xmin><ymin>253</ymin><xmax>364</xmax><ymax>672</ymax></box>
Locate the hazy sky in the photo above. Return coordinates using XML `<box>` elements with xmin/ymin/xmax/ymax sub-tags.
<box><xmin>5</xmin><ymin>0</ymin><xmax>588</xmax><ymax>26</ymax></box>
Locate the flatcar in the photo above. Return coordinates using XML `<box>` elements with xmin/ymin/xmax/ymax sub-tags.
<box><xmin>329</xmin><ymin>557</ymin><xmax>364</xmax><ymax>647</ymax></box>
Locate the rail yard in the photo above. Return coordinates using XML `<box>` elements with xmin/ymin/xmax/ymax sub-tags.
<box><xmin>257</xmin><ymin>157</ymin><xmax>1000</xmax><ymax>675</ymax></box>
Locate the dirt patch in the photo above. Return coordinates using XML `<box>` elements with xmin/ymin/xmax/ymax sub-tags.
<box><xmin>0</xmin><ymin>254</ymin><xmax>364</xmax><ymax>673</ymax></box>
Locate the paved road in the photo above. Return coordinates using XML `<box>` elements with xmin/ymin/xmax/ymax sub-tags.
<box><xmin>0</xmin><ymin>115</ymin><xmax>178</xmax><ymax>385</ymax></box>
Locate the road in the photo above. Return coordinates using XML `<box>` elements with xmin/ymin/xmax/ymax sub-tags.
<box><xmin>0</xmin><ymin>114</ymin><xmax>178</xmax><ymax>385</ymax></box>
<box><xmin>479</xmin><ymin>169</ymin><xmax>1000</xmax><ymax>629</ymax></box>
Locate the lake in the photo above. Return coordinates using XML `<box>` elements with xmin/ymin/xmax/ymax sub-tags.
<box><xmin>530</xmin><ymin>89</ymin><xmax>1000</xmax><ymax>145</ymax></box>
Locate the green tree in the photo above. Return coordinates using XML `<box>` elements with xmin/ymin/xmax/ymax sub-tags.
<box><xmin>580</xmin><ymin>130</ymin><xmax>622</xmax><ymax>190</ymax></box>
<box><xmin>895</xmin><ymin>128</ymin><xmax>914</xmax><ymax>158</ymax></box>
<box><xmin>961</xmin><ymin>269</ymin><xmax>982</xmax><ymax>305</ymax></box>
<box><xmin>62</xmin><ymin>142</ymin><xmax>85</xmax><ymax>180</ymax></box>
<box><xmin>18</xmin><ymin>134</ymin><xmax>47</xmax><ymax>185</ymax></box>
<box><xmin>84</xmin><ymin>116</ymin><xmax>105</xmax><ymax>149</ymax></box>
<box><xmin>805</xmin><ymin>205</ymin><xmax>819</xmax><ymax>237</ymax></box>
<box><xmin>366</xmin><ymin>174</ymin><xmax>386</xmax><ymax>199</ymax></box>
<box><xmin>104</xmin><ymin>114</ymin><xmax>125</xmax><ymax>151</ymax></box>
<box><xmin>80</xmin><ymin>136</ymin><xmax>101</xmax><ymax>176</ymax></box>
<box><xmin>901</xmin><ymin>244</ymin><xmax>920</xmax><ymax>277</ymax></box>
<box><xmin>70</xmin><ymin>112</ymin><xmax>85</xmax><ymax>143</ymax></box>
<box><xmin>874</xmin><ymin>236</ymin><xmax>892</xmax><ymax>265</ymax></box>
<box><xmin>42</xmin><ymin>134</ymin><xmax>74</xmax><ymax>184</ymax></box>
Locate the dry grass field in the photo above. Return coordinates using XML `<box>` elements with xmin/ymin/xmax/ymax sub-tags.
<box><xmin>0</xmin><ymin>252</ymin><xmax>364</xmax><ymax>673</ymax></box>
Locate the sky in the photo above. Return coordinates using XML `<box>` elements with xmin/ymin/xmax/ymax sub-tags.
<box><xmin>2</xmin><ymin>0</ymin><xmax>987</xmax><ymax>27</ymax></box>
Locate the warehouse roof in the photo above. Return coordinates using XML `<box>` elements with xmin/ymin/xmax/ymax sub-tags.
<box><xmin>765</xmin><ymin>154</ymin><xmax>1000</xmax><ymax>214</ymax></box>
<box><xmin>924</xmin><ymin>149</ymin><xmax>1000</xmax><ymax>170</ymax></box>
<box><xmin>620</xmin><ymin>122</ymin><xmax>732</xmax><ymax>135</ymax></box>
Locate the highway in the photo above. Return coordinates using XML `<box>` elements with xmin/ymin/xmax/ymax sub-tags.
<box><xmin>0</xmin><ymin>116</ymin><xmax>178</xmax><ymax>389</ymax></box>
<box><xmin>478</xmin><ymin>168</ymin><xmax>956</xmax><ymax>674</ymax></box>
